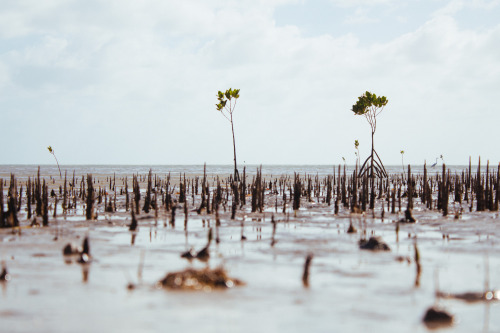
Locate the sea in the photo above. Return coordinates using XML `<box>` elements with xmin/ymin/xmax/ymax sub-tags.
<box><xmin>0</xmin><ymin>164</ymin><xmax>489</xmax><ymax>180</ymax></box>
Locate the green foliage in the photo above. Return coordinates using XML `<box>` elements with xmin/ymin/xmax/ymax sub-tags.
<box><xmin>401</xmin><ymin>150</ymin><xmax>404</xmax><ymax>155</ymax></box>
<box><xmin>351</xmin><ymin>91</ymin><xmax>388</xmax><ymax>116</ymax></box>
<box><xmin>47</xmin><ymin>146</ymin><xmax>53</xmax><ymax>154</ymax></box>
<box><xmin>354</xmin><ymin>140</ymin><xmax>359</xmax><ymax>149</ymax></box>
<box><xmin>216</xmin><ymin>88</ymin><xmax>240</xmax><ymax>113</ymax></box>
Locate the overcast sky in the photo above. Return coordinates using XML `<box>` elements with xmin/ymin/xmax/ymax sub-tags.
<box><xmin>1</xmin><ymin>0</ymin><xmax>499</xmax><ymax>166</ymax></box>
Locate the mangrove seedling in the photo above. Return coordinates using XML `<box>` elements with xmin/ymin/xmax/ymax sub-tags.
<box><xmin>400</xmin><ymin>150</ymin><xmax>405</xmax><ymax>169</ymax></box>
<box><xmin>216</xmin><ymin>88</ymin><xmax>241</xmax><ymax>181</ymax></box>
<box><xmin>354</xmin><ymin>140</ymin><xmax>360</xmax><ymax>169</ymax></box>
<box><xmin>400</xmin><ymin>150</ymin><xmax>405</xmax><ymax>181</ymax></box>
<box><xmin>351</xmin><ymin>91</ymin><xmax>388</xmax><ymax>178</ymax></box>
<box><xmin>47</xmin><ymin>146</ymin><xmax>62</xmax><ymax>179</ymax></box>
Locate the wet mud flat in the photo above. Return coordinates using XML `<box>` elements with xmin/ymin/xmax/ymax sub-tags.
<box><xmin>0</xmin><ymin>166</ymin><xmax>499</xmax><ymax>332</ymax></box>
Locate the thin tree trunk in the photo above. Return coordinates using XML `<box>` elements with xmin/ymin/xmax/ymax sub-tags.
<box><xmin>53</xmin><ymin>155</ymin><xmax>62</xmax><ymax>179</ymax></box>
<box><xmin>230</xmin><ymin>115</ymin><xmax>238</xmax><ymax>181</ymax></box>
<box><xmin>370</xmin><ymin>131</ymin><xmax>375</xmax><ymax>179</ymax></box>
<box><xmin>370</xmin><ymin>131</ymin><xmax>375</xmax><ymax>209</ymax></box>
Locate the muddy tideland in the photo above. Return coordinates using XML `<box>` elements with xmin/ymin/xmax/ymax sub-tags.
<box><xmin>0</xmin><ymin>164</ymin><xmax>499</xmax><ymax>332</ymax></box>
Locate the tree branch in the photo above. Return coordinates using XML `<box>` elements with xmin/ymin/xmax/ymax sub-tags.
<box><xmin>220</xmin><ymin>110</ymin><xmax>232</xmax><ymax>123</ymax></box>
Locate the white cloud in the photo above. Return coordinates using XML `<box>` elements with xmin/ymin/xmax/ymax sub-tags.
<box><xmin>432</xmin><ymin>0</ymin><xmax>500</xmax><ymax>17</ymax></box>
<box><xmin>432</xmin><ymin>0</ymin><xmax>466</xmax><ymax>17</ymax></box>
<box><xmin>344</xmin><ymin>7</ymin><xmax>381</xmax><ymax>24</ymax></box>
<box><xmin>0</xmin><ymin>0</ymin><xmax>499</xmax><ymax>165</ymax></box>
<box><xmin>329</xmin><ymin>0</ymin><xmax>395</xmax><ymax>7</ymax></box>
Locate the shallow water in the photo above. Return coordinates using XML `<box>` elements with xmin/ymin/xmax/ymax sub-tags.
<box><xmin>0</xmin><ymin>165</ymin><xmax>499</xmax><ymax>332</ymax></box>
<box><xmin>0</xmin><ymin>163</ymin><xmax>486</xmax><ymax>179</ymax></box>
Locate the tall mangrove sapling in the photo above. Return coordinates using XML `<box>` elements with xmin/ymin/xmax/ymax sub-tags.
<box><xmin>216</xmin><ymin>88</ymin><xmax>241</xmax><ymax>181</ymax></box>
<box><xmin>351</xmin><ymin>91</ymin><xmax>388</xmax><ymax>179</ymax></box>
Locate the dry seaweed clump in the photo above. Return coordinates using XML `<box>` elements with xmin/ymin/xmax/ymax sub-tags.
<box><xmin>422</xmin><ymin>307</ymin><xmax>454</xmax><ymax>329</ymax></box>
<box><xmin>158</xmin><ymin>267</ymin><xmax>244</xmax><ymax>291</ymax></box>
<box><xmin>359</xmin><ymin>236</ymin><xmax>390</xmax><ymax>251</ymax></box>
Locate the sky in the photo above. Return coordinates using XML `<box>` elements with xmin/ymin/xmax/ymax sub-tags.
<box><xmin>0</xmin><ymin>0</ymin><xmax>499</xmax><ymax>166</ymax></box>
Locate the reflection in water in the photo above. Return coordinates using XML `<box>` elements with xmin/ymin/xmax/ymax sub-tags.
<box><xmin>137</xmin><ymin>250</ymin><xmax>145</xmax><ymax>284</ymax></box>
<box><xmin>483</xmin><ymin>302</ymin><xmax>490</xmax><ymax>333</ymax></box>
<box><xmin>81</xmin><ymin>264</ymin><xmax>90</xmax><ymax>283</ymax></box>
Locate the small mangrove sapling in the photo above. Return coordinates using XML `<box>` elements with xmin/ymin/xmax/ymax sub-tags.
<box><xmin>47</xmin><ymin>146</ymin><xmax>62</xmax><ymax>179</ymax></box>
<box><xmin>351</xmin><ymin>91</ymin><xmax>388</xmax><ymax>179</ymax></box>
<box><xmin>401</xmin><ymin>150</ymin><xmax>405</xmax><ymax>180</ymax></box>
<box><xmin>216</xmin><ymin>88</ymin><xmax>241</xmax><ymax>181</ymax></box>
<box><xmin>354</xmin><ymin>140</ymin><xmax>360</xmax><ymax>170</ymax></box>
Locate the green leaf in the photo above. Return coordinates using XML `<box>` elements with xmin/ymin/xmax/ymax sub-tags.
<box><xmin>232</xmin><ymin>89</ymin><xmax>240</xmax><ymax>98</ymax></box>
<box><xmin>351</xmin><ymin>91</ymin><xmax>388</xmax><ymax>115</ymax></box>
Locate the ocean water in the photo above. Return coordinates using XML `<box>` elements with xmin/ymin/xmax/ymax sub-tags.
<box><xmin>0</xmin><ymin>164</ymin><xmax>486</xmax><ymax>180</ymax></box>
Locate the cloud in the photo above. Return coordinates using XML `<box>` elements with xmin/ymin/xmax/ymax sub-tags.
<box><xmin>0</xmin><ymin>0</ymin><xmax>499</xmax><ymax>165</ymax></box>
<box><xmin>432</xmin><ymin>0</ymin><xmax>466</xmax><ymax>17</ymax></box>
<box><xmin>433</xmin><ymin>0</ymin><xmax>500</xmax><ymax>17</ymax></box>
<box><xmin>329</xmin><ymin>0</ymin><xmax>395</xmax><ymax>7</ymax></box>
<box><xmin>344</xmin><ymin>7</ymin><xmax>381</xmax><ymax>24</ymax></box>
